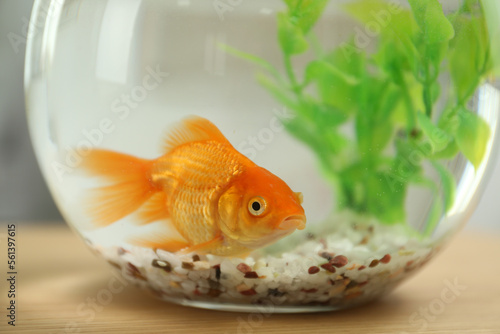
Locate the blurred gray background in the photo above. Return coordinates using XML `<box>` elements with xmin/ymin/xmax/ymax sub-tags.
<box><xmin>1</xmin><ymin>0</ymin><xmax>62</xmax><ymax>222</ymax></box>
<box><xmin>0</xmin><ymin>1</ymin><xmax>498</xmax><ymax>231</ymax></box>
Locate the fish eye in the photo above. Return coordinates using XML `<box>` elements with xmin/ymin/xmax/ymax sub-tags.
<box><xmin>248</xmin><ymin>197</ymin><xmax>266</xmax><ymax>216</ymax></box>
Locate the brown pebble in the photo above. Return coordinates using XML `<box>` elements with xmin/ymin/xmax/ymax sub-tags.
<box><xmin>192</xmin><ymin>254</ymin><xmax>201</xmax><ymax>262</ymax></box>
<box><xmin>358</xmin><ymin>265</ymin><xmax>366</xmax><ymax>271</ymax></box>
<box><xmin>330</xmin><ymin>255</ymin><xmax>348</xmax><ymax>268</ymax></box>
<box><xmin>207</xmin><ymin>288</ymin><xmax>222</xmax><ymax>297</ymax></box>
<box><xmin>369</xmin><ymin>259</ymin><xmax>379</xmax><ymax>268</ymax></box>
<box><xmin>244</xmin><ymin>271</ymin><xmax>259</xmax><ymax>279</ymax></box>
<box><xmin>237</xmin><ymin>263</ymin><xmax>252</xmax><ymax>273</ymax></box>
<box><xmin>126</xmin><ymin>263</ymin><xmax>147</xmax><ymax>281</ymax></box>
<box><xmin>152</xmin><ymin>259</ymin><xmax>172</xmax><ymax>272</ymax></box>
<box><xmin>240</xmin><ymin>288</ymin><xmax>257</xmax><ymax>296</ymax></box>
<box><xmin>345</xmin><ymin>291</ymin><xmax>363</xmax><ymax>300</ymax></box>
<box><xmin>308</xmin><ymin>266</ymin><xmax>320</xmax><ymax>274</ymax></box>
<box><xmin>182</xmin><ymin>262</ymin><xmax>194</xmax><ymax>270</ymax></box>
<box><xmin>320</xmin><ymin>263</ymin><xmax>336</xmax><ymax>273</ymax></box>
<box><xmin>380</xmin><ymin>254</ymin><xmax>391</xmax><ymax>264</ymax></box>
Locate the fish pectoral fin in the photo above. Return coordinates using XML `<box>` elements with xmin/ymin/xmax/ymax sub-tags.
<box><xmin>177</xmin><ymin>234</ymin><xmax>224</xmax><ymax>255</ymax></box>
<box><xmin>129</xmin><ymin>233</ymin><xmax>190</xmax><ymax>253</ymax></box>
<box><xmin>162</xmin><ymin>116</ymin><xmax>230</xmax><ymax>153</ymax></box>
<box><xmin>134</xmin><ymin>192</ymin><xmax>169</xmax><ymax>225</ymax></box>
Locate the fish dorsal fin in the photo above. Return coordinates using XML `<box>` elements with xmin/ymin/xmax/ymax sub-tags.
<box><xmin>163</xmin><ymin>116</ymin><xmax>230</xmax><ymax>153</ymax></box>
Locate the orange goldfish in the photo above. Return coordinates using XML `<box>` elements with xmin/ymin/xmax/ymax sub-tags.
<box><xmin>82</xmin><ymin>116</ymin><xmax>306</xmax><ymax>256</ymax></box>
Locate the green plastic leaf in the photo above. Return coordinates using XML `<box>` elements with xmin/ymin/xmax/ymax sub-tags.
<box><xmin>343</xmin><ymin>0</ymin><xmax>418</xmax><ymax>35</ymax></box>
<box><xmin>431</xmin><ymin>161</ymin><xmax>456</xmax><ymax>212</ymax></box>
<box><xmin>393</xmin><ymin>139</ymin><xmax>426</xmax><ymax>181</ymax></box>
<box><xmin>416</xmin><ymin>112</ymin><xmax>451</xmax><ymax>153</ymax></box>
<box><xmin>305</xmin><ymin>60</ymin><xmax>358</xmax><ymax>113</ymax></box>
<box><xmin>356</xmin><ymin>108</ymin><xmax>393</xmax><ymax>157</ymax></box>
<box><xmin>344</xmin><ymin>0</ymin><xmax>419</xmax><ymax>66</ymax></box>
<box><xmin>424</xmin><ymin>194</ymin><xmax>443</xmax><ymax>236</ymax></box>
<box><xmin>324</xmin><ymin>130</ymin><xmax>349</xmax><ymax>155</ymax></box>
<box><xmin>431</xmin><ymin>140</ymin><xmax>459</xmax><ymax>160</ymax></box>
<box><xmin>324</xmin><ymin>39</ymin><xmax>366</xmax><ymax>86</ymax></box>
<box><xmin>367</xmin><ymin>171</ymin><xmax>406</xmax><ymax>224</ymax></box>
<box><xmin>461</xmin><ymin>0</ymin><xmax>480</xmax><ymax>13</ymax></box>
<box><xmin>425</xmin><ymin>42</ymin><xmax>449</xmax><ymax>76</ymax></box>
<box><xmin>278</xmin><ymin>13</ymin><xmax>308</xmax><ymax>55</ymax></box>
<box><xmin>284</xmin><ymin>0</ymin><xmax>329</xmax><ymax>33</ymax></box>
<box><xmin>408</xmin><ymin>0</ymin><xmax>455</xmax><ymax>44</ymax></box>
<box><xmin>409</xmin><ymin>175</ymin><xmax>442</xmax><ymax>235</ymax></box>
<box><xmin>449</xmin><ymin>17</ymin><xmax>482</xmax><ymax>102</ymax></box>
<box><xmin>282</xmin><ymin>118</ymin><xmax>316</xmax><ymax>148</ymax></box>
<box><xmin>455</xmin><ymin>108</ymin><xmax>491</xmax><ymax>169</ymax></box>
<box><xmin>310</xmin><ymin>102</ymin><xmax>349</xmax><ymax>127</ymax></box>
<box><xmin>481</xmin><ymin>0</ymin><xmax>500</xmax><ymax>75</ymax></box>
<box><xmin>220</xmin><ymin>44</ymin><xmax>282</xmax><ymax>80</ymax></box>
<box><xmin>437</xmin><ymin>107</ymin><xmax>459</xmax><ymax>134</ymax></box>
<box><xmin>256</xmin><ymin>73</ymin><xmax>297</xmax><ymax>111</ymax></box>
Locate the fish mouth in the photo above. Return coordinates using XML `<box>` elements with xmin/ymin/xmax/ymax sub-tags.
<box><xmin>278</xmin><ymin>215</ymin><xmax>306</xmax><ymax>231</ymax></box>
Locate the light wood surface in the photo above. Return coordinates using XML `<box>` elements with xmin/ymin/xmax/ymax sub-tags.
<box><xmin>1</xmin><ymin>224</ymin><xmax>499</xmax><ymax>333</ymax></box>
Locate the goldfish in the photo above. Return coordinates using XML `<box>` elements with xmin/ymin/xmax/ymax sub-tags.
<box><xmin>81</xmin><ymin>116</ymin><xmax>306</xmax><ymax>256</ymax></box>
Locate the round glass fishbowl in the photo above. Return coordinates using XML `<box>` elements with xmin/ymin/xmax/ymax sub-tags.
<box><xmin>26</xmin><ymin>0</ymin><xmax>500</xmax><ymax>312</ymax></box>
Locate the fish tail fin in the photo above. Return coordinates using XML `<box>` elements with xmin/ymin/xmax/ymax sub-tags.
<box><xmin>82</xmin><ymin>149</ymin><xmax>158</xmax><ymax>227</ymax></box>
<box><xmin>134</xmin><ymin>192</ymin><xmax>169</xmax><ymax>225</ymax></box>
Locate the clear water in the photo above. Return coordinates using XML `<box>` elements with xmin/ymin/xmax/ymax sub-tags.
<box><xmin>25</xmin><ymin>0</ymin><xmax>500</xmax><ymax>310</ymax></box>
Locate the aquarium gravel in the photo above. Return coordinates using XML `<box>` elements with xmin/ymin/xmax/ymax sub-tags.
<box><xmin>91</xmin><ymin>214</ymin><xmax>438</xmax><ymax>309</ymax></box>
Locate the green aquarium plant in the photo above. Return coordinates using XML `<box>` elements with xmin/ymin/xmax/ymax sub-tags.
<box><xmin>225</xmin><ymin>0</ymin><xmax>496</xmax><ymax>235</ymax></box>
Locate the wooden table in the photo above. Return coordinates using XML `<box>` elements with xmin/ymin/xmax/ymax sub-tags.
<box><xmin>1</xmin><ymin>224</ymin><xmax>499</xmax><ymax>333</ymax></box>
